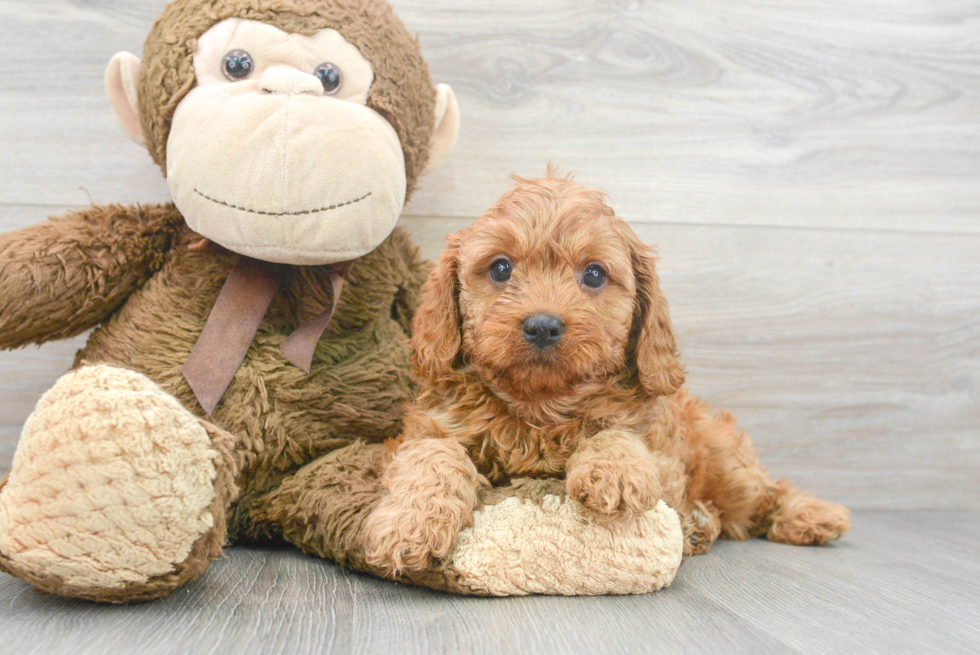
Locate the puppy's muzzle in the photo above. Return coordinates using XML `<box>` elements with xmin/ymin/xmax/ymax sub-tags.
<box><xmin>523</xmin><ymin>313</ymin><xmax>565</xmax><ymax>349</ymax></box>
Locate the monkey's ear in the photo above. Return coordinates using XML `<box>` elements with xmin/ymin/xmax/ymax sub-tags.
<box><xmin>629</xmin><ymin>240</ymin><xmax>686</xmax><ymax>398</ymax></box>
<box><xmin>421</xmin><ymin>84</ymin><xmax>460</xmax><ymax>176</ymax></box>
<box><xmin>411</xmin><ymin>233</ymin><xmax>463</xmax><ymax>382</ymax></box>
<box><xmin>105</xmin><ymin>52</ymin><xmax>145</xmax><ymax>146</ymax></box>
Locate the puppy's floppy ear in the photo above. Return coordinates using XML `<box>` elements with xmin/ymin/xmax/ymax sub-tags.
<box><xmin>411</xmin><ymin>233</ymin><xmax>463</xmax><ymax>382</ymax></box>
<box><xmin>629</xmin><ymin>239</ymin><xmax>685</xmax><ymax>397</ymax></box>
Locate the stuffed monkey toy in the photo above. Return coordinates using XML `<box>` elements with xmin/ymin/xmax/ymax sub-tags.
<box><xmin>0</xmin><ymin>0</ymin><xmax>682</xmax><ymax>602</ymax></box>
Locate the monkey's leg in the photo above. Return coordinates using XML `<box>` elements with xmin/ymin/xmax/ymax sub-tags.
<box><xmin>256</xmin><ymin>438</ymin><xmax>484</xmax><ymax>578</ymax></box>
<box><xmin>0</xmin><ymin>365</ymin><xmax>238</xmax><ymax>603</ymax></box>
<box><xmin>249</xmin><ymin>441</ymin><xmax>385</xmax><ymax>570</ymax></box>
<box><xmin>253</xmin><ymin>441</ymin><xmax>686</xmax><ymax>596</ymax></box>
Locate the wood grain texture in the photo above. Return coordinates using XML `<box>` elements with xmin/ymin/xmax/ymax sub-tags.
<box><xmin>0</xmin><ymin>0</ymin><xmax>977</xmax><ymax>233</ymax></box>
<box><xmin>0</xmin><ymin>511</ymin><xmax>976</xmax><ymax>655</ymax></box>
<box><xmin>0</xmin><ymin>1</ymin><xmax>978</xmax><ymax>510</ymax></box>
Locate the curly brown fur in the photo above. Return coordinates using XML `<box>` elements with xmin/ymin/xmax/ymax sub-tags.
<box><xmin>363</xmin><ymin>439</ymin><xmax>484</xmax><ymax>575</ymax></box>
<box><xmin>565</xmin><ymin>429</ymin><xmax>665</xmax><ymax>523</ymax></box>
<box><xmin>0</xmin><ymin>204</ymin><xmax>183</xmax><ymax>349</ymax></box>
<box><xmin>366</xmin><ymin>171</ymin><xmax>851</xmax><ymax>573</ymax></box>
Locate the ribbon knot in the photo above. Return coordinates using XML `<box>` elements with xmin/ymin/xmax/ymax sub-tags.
<box><xmin>181</xmin><ymin>254</ymin><xmax>353</xmax><ymax>415</ymax></box>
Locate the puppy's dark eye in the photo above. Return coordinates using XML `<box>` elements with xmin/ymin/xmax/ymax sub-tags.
<box><xmin>582</xmin><ymin>264</ymin><xmax>606</xmax><ymax>289</ymax></box>
<box><xmin>222</xmin><ymin>50</ymin><xmax>254</xmax><ymax>81</ymax></box>
<box><xmin>313</xmin><ymin>63</ymin><xmax>343</xmax><ymax>95</ymax></box>
<box><xmin>490</xmin><ymin>258</ymin><xmax>512</xmax><ymax>283</ymax></box>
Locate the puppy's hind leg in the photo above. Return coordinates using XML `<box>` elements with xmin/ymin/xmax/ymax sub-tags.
<box><xmin>677</xmin><ymin>391</ymin><xmax>850</xmax><ymax>547</ymax></box>
<box><xmin>764</xmin><ymin>481</ymin><xmax>851</xmax><ymax>546</ymax></box>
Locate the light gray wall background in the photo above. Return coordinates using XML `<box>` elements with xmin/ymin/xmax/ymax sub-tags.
<box><xmin>0</xmin><ymin>0</ymin><xmax>977</xmax><ymax>510</ymax></box>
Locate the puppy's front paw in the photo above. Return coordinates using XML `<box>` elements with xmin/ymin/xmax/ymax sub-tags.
<box><xmin>364</xmin><ymin>438</ymin><xmax>482</xmax><ymax>576</ymax></box>
<box><xmin>364</xmin><ymin>495</ymin><xmax>461</xmax><ymax>575</ymax></box>
<box><xmin>567</xmin><ymin>463</ymin><xmax>661</xmax><ymax>521</ymax></box>
<box><xmin>566</xmin><ymin>436</ymin><xmax>663</xmax><ymax>522</ymax></box>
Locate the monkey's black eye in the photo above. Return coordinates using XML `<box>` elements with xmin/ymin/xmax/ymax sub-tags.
<box><xmin>490</xmin><ymin>258</ymin><xmax>512</xmax><ymax>283</ymax></box>
<box><xmin>582</xmin><ymin>264</ymin><xmax>607</xmax><ymax>289</ymax></box>
<box><xmin>313</xmin><ymin>63</ymin><xmax>343</xmax><ymax>95</ymax></box>
<box><xmin>222</xmin><ymin>50</ymin><xmax>254</xmax><ymax>81</ymax></box>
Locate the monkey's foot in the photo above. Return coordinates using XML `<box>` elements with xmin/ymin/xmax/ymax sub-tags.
<box><xmin>0</xmin><ymin>365</ymin><xmax>237</xmax><ymax>603</ymax></box>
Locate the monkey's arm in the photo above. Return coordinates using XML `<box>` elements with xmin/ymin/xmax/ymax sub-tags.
<box><xmin>0</xmin><ymin>203</ymin><xmax>184</xmax><ymax>350</ymax></box>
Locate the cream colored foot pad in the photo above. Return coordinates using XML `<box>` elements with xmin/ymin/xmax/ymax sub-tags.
<box><xmin>0</xmin><ymin>365</ymin><xmax>218</xmax><ymax>589</ymax></box>
<box><xmin>448</xmin><ymin>496</ymin><xmax>683</xmax><ymax>596</ymax></box>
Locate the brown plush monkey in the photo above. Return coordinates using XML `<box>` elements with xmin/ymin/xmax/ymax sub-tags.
<box><xmin>0</xmin><ymin>0</ymin><xmax>461</xmax><ymax>602</ymax></box>
<box><xmin>0</xmin><ymin>0</ymin><xmax>683</xmax><ymax>601</ymax></box>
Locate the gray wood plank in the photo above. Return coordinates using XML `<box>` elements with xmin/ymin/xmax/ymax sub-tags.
<box><xmin>0</xmin><ymin>1</ymin><xmax>977</xmax><ymax>233</ymax></box>
<box><xmin>0</xmin><ymin>548</ymin><xmax>791</xmax><ymax>655</ymax></box>
<box><xmin>854</xmin><ymin>511</ymin><xmax>980</xmax><ymax>580</ymax></box>
<box><xmin>679</xmin><ymin>522</ymin><xmax>980</xmax><ymax>654</ymax></box>
<box><xmin>0</xmin><ymin>511</ymin><xmax>976</xmax><ymax>654</ymax></box>
<box><xmin>2</xmin><ymin>212</ymin><xmax>978</xmax><ymax>510</ymax></box>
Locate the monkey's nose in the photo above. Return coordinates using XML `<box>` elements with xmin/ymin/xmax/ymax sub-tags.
<box><xmin>522</xmin><ymin>314</ymin><xmax>565</xmax><ymax>349</ymax></box>
<box><xmin>259</xmin><ymin>67</ymin><xmax>324</xmax><ymax>96</ymax></box>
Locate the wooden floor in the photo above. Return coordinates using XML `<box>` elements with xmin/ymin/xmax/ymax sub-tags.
<box><xmin>1</xmin><ymin>511</ymin><xmax>976</xmax><ymax>655</ymax></box>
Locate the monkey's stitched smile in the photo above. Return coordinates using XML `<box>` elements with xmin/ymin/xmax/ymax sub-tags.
<box><xmin>192</xmin><ymin>188</ymin><xmax>373</xmax><ymax>217</ymax></box>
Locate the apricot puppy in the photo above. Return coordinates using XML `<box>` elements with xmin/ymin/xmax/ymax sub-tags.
<box><xmin>365</xmin><ymin>171</ymin><xmax>851</xmax><ymax>575</ymax></box>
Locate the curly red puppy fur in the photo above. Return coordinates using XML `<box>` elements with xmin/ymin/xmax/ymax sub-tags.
<box><xmin>365</xmin><ymin>171</ymin><xmax>851</xmax><ymax>575</ymax></box>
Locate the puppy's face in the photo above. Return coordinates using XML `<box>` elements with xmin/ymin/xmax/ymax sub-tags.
<box><xmin>412</xmin><ymin>174</ymin><xmax>685</xmax><ymax>402</ymax></box>
<box><xmin>455</xmin><ymin>184</ymin><xmax>636</xmax><ymax>398</ymax></box>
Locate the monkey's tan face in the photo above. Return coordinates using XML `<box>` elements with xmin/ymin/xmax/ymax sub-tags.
<box><xmin>166</xmin><ymin>18</ymin><xmax>406</xmax><ymax>265</ymax></box>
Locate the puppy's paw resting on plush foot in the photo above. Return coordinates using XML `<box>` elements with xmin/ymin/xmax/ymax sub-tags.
<box><xmin>767</xmin><ymin>484</ymin><xmax>851</xmax><ymax>546</ymax></box>
<box><xmin>565</xmin><ymin>430</ymin><xmax>663</xmax><ymax>522</ymax></box>
<box><xmin>0</xmin><ymin>365</ymin><xmax>238</xmax><ymax>603</ymax></box>
<box><xmin>364</xmin><ymin>496</ymin><xmax>462</xmax><ymax>575</ymax></box>
<box><xmin>363</xmin><ymin>439</ymin><xmax>482</xmax><ymax>575</ymax></box>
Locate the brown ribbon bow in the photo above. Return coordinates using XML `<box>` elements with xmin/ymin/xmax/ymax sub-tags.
<box><xmin>182</xmin><ymin>252</ymin><xmax>353</xmax><ymax>415</ymax></box>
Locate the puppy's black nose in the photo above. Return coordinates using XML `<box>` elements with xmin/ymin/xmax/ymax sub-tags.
<box><xmin>523</xmin><ymin>314</ymin><xmax>565</xmax><ymax>349</ymax></box>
